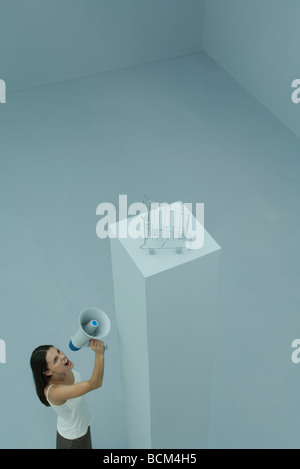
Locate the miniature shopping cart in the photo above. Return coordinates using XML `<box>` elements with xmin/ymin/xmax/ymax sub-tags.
<box><xmin>140</xmin><ymin>195</ymin><xmax>191</xmax><ymax>254</ymax></box>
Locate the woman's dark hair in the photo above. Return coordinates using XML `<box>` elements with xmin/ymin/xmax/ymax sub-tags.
<box><xmin>30</xmin><ymin>345</ymin><xmax>53</xmax><ymax>407</ymax></box>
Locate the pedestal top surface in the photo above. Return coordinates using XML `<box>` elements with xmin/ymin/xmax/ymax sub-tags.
<box><xmin>109</xmin><ymin>202</ymin><xmax>221</xmax><ymax>278</ymax></box>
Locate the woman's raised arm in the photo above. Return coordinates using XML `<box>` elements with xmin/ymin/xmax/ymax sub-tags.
<box><xmin>48</xmin><ymin>339</ymin><xmax>105</xmax><ymax>404</ymax></box>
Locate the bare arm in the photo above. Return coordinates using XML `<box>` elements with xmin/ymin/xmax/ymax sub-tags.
<box><xmin>48</xmin><ymin>339</ymin><xmax>105</xmax><ymax>404</ymax></box>
<box><xmin>88</xmin><ymin>339</ymin><xmax>105</xmax><ymax>389</ymax></box>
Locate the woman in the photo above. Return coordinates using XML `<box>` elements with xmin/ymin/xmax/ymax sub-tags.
<box><xmin>30</xmin><ymin>339</ymin><xmax>105</xmax><ymax>449</ymax></box>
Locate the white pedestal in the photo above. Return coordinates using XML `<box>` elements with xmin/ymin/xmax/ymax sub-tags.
<box><xmin>109</xmin><ymin>204</ymin><xmax>221</xmax><ymax>449</ymax></box>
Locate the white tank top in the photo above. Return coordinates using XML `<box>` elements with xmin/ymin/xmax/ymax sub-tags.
<box><xmin>46</xmin><ymin>370</ymin><xmax>92</xmax><ymax>439</ymax></box>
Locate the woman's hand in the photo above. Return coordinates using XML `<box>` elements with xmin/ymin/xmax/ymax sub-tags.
<box><xmin>89</xmin><ymin>339</ymin><xmax>105</xmax><ymax>355</ymax></box>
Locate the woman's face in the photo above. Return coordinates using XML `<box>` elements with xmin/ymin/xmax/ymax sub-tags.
<box><xmin>45</xmin><ymin>347</ymin><xmax>73</xmax><ymax>376</ymax></box>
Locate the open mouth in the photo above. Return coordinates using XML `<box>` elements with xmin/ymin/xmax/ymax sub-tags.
<box><xmin>64</xmin><ymin>358</ymin><xmax>71</xmax><ymax>367</ymax></box>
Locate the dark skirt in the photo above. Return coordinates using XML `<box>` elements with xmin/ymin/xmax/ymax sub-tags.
<box><xmin>56</xmin><ymin>426</ymin><xmax>92</xmax><ymax>449</ymax></box>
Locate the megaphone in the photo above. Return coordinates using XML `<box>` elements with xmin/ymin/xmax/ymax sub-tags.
<box><xmin>69</xmin><ymin>307</ymin><xmax>111</xmax><ymax>351</ymax></box>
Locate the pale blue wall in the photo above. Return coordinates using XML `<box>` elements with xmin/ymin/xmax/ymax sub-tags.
<box><xmin>203</xmin><ymin>0</ymin><xmax>300</xmax><ymax>139</ymax></box>
<box><xmin>1</xmin><ymin>1</ymin><xmax>300</xmax><ymax>449</ymax></box>
<box><xmin>0</xmin><ymin>0</ymin><xmax>204</xmax><ymax>92</ymax></box>
<box><xmin>1</xmin><ymin>51</ymin><xmax>300</xmax><ymax>449</ymax></box>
